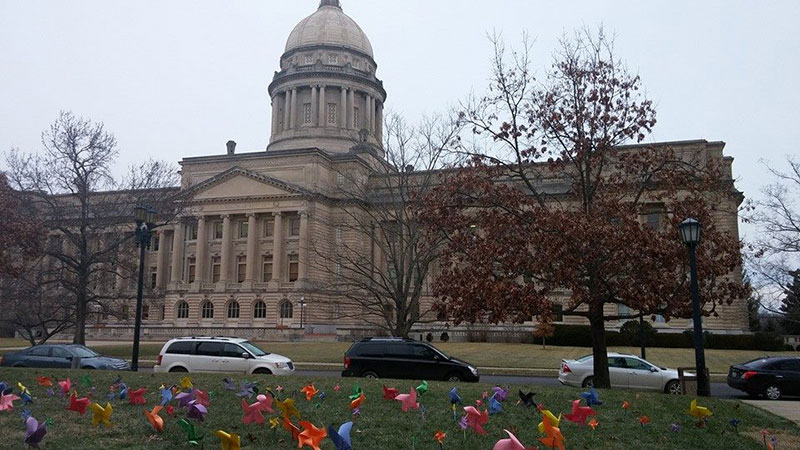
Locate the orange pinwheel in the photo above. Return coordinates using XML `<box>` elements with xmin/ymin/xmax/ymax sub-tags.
<box><xmin>144</xmin><ymin>405</ymin><xmax>165</xmax><ymax>432</ymax></box>
<box><xmin>588</xmin><ymin>418</ymin><xmax>599</xmax><ymax>430</ymax></box>
<box><xmin>300</xmin><ymin>383</ymin><xmax>318</xmax><ymax>401</ymax></box>
<box><xmin>622</xmin><ymin>401</ymin><xmax>631</xmax><ymax>411</ymax></box>
<box><xmin>282</xmin><ymin>416</ymin><xmax>301</xmax><ymax>441</ymax></box>
<box><xmin>434</xmin><ymin>430</ymin><xmax>446</xmax><ymax>444</ymax></box>
<box><xmin>350</xmin><ymin>392</ymin><xmax>366</xmax><ymax>410</ymax></box>
<box><xmin>298</xmin><ymin>421</ymin><xmax>327</xmax><ymax>450</ymax></box>
<box><xmin>538</xmin><ymin>413</ymin><xmax>565</xmax><ymax>450</ymax></box>
<box><xmin>639</xmin><ymin>416</ymin><xmax>651</xmax><ymax>427</ymax></box>
<box><xmin>36</xmin><ymin>376</ymin><xmax>53</xmax><ymax>388</ymax></box>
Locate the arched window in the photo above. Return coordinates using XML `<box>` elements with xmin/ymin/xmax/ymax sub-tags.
<box><xmin>227</xmin><ymin>301</ymin><xmax>240</xmax><ymax>319</ymax></box>
<box><xmin>279</xmin><ymin>299</ymin><xmax>293</xmax><ymax>319</ymax></box>
<box><xmin>201</xmin><ymin>301</ymin><xmax>214</xmax><ymax>319</ymax></box>
<box><xmin>176</xmin><ymin>301</ymin><xmax>189</xmax><ymax>319</ymax></box>
<box><xmin>253</xmin><ymin>301</ymin><xmax>267</xmax><ymax>319</ymax></box>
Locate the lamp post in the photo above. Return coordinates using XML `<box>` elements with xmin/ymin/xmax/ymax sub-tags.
<box><xmin>679</xmin><ymin>217</ymin><xmax>709</xmax><ymax>397</ymax></box>
<box><xmin>298</xmin><ymin>296</ymin><xmax>307</xmax><ymax>329</ymax></box>
<box><xmin>639</xmin><ymin>313</ymin><xmax>647</xmax><ymax>360</ymax></box>
<box><xmin>132</xmin><ymin>206</ymin><xmax>158</xmax><ymax>372</ymax></box>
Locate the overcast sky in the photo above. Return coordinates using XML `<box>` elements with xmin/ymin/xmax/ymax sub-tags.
<box><xmin>1</xmin><ymin>0</ymin><xmax>798</xmax><ymax>241</ymax></box>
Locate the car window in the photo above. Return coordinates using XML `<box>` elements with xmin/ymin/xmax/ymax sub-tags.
<box><xmin>166</xmin><ymin>341</ymin><xmax>196</xmax><ymax>355</ymax></box>
<box><xmin>625</xmin><ymin>358</ymin><xmax>652</xmax><ymax>371</ymax></box>
<box><xmin>71</xmin><ymin>346</ymin><xmax>99</xmax><ymax>358</ymax></box>
<box><xmin>412</xmin><ymin>344</ymin><xmax>437</xmax><ymax>360</ymax></box>
<box><xmin>29</xmin><ymin>346</ymin><xmax>51</xmax><ymax>357</ymax></box>
<box><xmin>608</xmin><ymin>357</ymin><xmax>627</xmax><ymax>368</ymax></box>
<box><xmin>354</xmin><ymin>343</ymin><xmax>385</xmax><ymax>357</ymax></box>
<box><xmin>51</xmin><ymin>348</ymin><xmax>71</xmax><ymax>358</ymax></box>
<box><xmin>196</xmin><ymin>342</ymin><xmax>223</xmax><ymax>357</ymax></box>
<box><xmin>773</xmin><ymin>359</ymin><xmax>800</xmax><ymax>372</ymax></box>
<box><xmin>385</xmin><ymin>343</ymin><xmax>414</xmax><ymax>357</ymax></box>
<box><xmin>222</xmin><ymin>343</ymin><xmax>246</xmax><ymax>358</ymax></box>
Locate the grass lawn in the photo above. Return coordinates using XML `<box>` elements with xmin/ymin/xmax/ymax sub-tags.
<box><xmin>0</xmin><ymin>367</ymin><xmax>797</xmax><ymax>449</ymax></box>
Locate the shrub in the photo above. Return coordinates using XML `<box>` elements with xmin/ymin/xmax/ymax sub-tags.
<box><xmin>440</xmin><ymin>332</ymin><xmax>450</xmax><ymax>342</ymax></box>
<box><xmin>619</xmin><ymin>320</ymin><xmax>658</xmax><ymax>347</ymax></box>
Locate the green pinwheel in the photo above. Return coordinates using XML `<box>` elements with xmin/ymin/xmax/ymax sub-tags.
<box><xmin>348</xmin><ymin>384</ymin><xmax>363</xmax><ymax>401</ymax></box>
<box><xmin>178</xmin><ymin>418</ymin><xmax>204</xmax><ymax>446</ymax></box>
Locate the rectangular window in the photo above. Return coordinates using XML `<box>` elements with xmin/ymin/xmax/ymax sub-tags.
<box><xmin>551</xmin><ymin>304</ymin><xmax>564</xmax><ymax>322</ymax></box>
<box><xmin>262</xmin><ymin>255</ymin><xmax>273</xmax><ymax>282</ymax></box>
<box><xmin>288</xmin><ymin>254</ymin><xmax>299</xmax><ymax>282</ymax></box>
<box><xmin>187</xmin><ymin>257</ymin><xmax>196</xmax><ymax>283</ymax></box>
<box><xmin>211</xmin><ymin>256</ymin><xmax>221</xmax><ymax>282</ymax></box>
<box><xmin>645</xmin><ymin>213</ymin><xmax>661</xmax><ymax>230</ymax></box>
<box><xmin>238</xmin><ymin>222</ymin><xmax>248</xmax><ymax>239</ymax></box>
<box><xmin>327</xmin><ymin>103</ymin><xmax>337</xmax><ymax>124</ymax></box>
<box><xmin>149</xmin><ymin>267</ymin><xmax>157</xmax><ymax>289</ymax></box>
<box><xmin>213</xmin><ymin>222</ymin><xmax>224</xmax><ymax>240</ymax></box>
<box><xmin>152</xmin><ymin>236</ymin><xmax>159</xmax><ymax>251</ymax></box>
<box><xmin>353</xmin><ymin>107</ymin><xmax>359</xmax><ymax>128</ymax></box>
<box><xmin>336</xmin><ymin>172</ymin><xmax>345</xmax><ymax>186</ymax></box>
<box><xmin>237</xmin><ymin>256</ymin><xmax>247</xmax><ymax>283</ymax></box>
<box><xmin>289</xmin><ymin>216</ymin><xmax>301</xmax><ymax>237</ymax></box>
<box><xmin>187</xmin><ymin>223</ymin><xmax>198</xmax><ymax>241</ymax></box>
<box><xmin>303</xmin><ymin>103</ymin><xmax>312</xmax><ymax>124</ymax></box>
<box><xmin>263</xmin><ymin>218</ymin><xmax>274</xmax><ymax>237</ymax></box>
<box><xmin>328</xmin><ymin>54</ymin><xmax>338</xmax><ymax>64</ymax></box>
<box><xmin>336</xmin><ymin>226</ymin><xmax>343</xmax><ymax>243</ymax></box>
<box><xmin>142</xmin><ymin>304</ymin><xmax>150</xmax><ymax>321</ymax></box>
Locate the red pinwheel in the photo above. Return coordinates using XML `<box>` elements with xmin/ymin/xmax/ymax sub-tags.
<box><xmin>563</xmin><ymin>399</ymin><xmax>597</xmax><ymax>426</ymax></box>
<box><xmin>128</xmin><ymin>388</ymin><xmax>147</xmax><ymax>405</ymax></box>
<box><xmin>382</xmin><ymin>385</ymin><xmax>399</xmax><ymax>400</ymax></box>
<box><xmin>68</xmin><ymin>392</ymin><xmax>90</xmax><ymax>415</ymax></box>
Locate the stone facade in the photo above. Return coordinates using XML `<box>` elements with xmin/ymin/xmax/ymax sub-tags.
<box><xmin>83</xmin><ymin>1</ymin><xmax>749</xmax><ymax>340</ymax></box>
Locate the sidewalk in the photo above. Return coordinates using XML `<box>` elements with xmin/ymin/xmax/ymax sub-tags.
<box><xmin>742</xmin><ymin>400</ymin><xmax>800</xmax><ymax>426</ymax></box>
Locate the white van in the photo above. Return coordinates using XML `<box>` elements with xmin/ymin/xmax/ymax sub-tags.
<box><xmin>153</xmin><ymin>337</ymin><xmax>295</xmax><ymax>375</ymax></box>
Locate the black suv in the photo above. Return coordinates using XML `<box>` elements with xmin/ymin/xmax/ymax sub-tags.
<box><xmin>341</xmin><ymin>337</ymin><xmax>480</xmax><ymax>382</ymax></box>
<box><xmin>727</xmin><ymin>356</ymin><xmax>800</xmax><ymax>400</ymax></box>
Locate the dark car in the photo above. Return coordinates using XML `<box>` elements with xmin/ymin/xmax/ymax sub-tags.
<box><xmin>341</xmin><ymin>337</ymin><xmax>479</xmax><ymax>382</ymax></box>
<box><xmin>727</xmin><ymin>356</ymin><xmax>800</xmax><ymax>400</ymax></box>
<box><xmin>1</xmin><ymin>344</ymin><xmax>130</xmax><ymax>371</ymax></box>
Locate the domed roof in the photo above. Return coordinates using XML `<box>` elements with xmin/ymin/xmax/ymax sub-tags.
<box><xmin>285</xmin><ymin>1</ymin><xmax>374</xmax><ymax>58</ymax></box>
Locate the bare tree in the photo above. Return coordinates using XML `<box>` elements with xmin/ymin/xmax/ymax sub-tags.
<box><xmin>309</xmin><ymin>114</ymin><xmax>461</xmax><ymax>337</ymax></box>
<box><xmin>5</xmin><ymin>111</ymin><xmax>180</xmax><ymax>344</ymax></box>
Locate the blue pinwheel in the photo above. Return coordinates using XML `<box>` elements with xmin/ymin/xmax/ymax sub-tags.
<box><xmin>489</xmin><ymin>394</ymin><xmax>503</xmax><ymax>415</ymax></box>
<box><xmin>580</xmin><ymin>387</ymin><xmax>603</xmax><ymax>407</ymax></box>
<box><xmin>449</xmin><ymin>387</ymin><xmax>462</xmax><ymax>405</ymax></box>
<box><xmin>328</xmin><ymin>421</ymin><xmax>353</xmax><ymax>450</ymax></box>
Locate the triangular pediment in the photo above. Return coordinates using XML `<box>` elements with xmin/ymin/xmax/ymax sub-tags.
<box><xmin>188</xmin><ymin>167</ymin><xmax>306</xmax><ymax>200</ymax></box>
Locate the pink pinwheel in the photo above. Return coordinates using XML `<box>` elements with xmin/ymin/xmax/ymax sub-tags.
<box><xmin>493</xmin><ymin>429</ymin><xmax>534</xmax><ymax>450</ymax></box>
<box><xmin>194</xmin><ymin>389</ymin><xmax>210</xmax><ymax>407</ymax></box>
<box><xmin>563</xmin><ymin>399</ymin><xmax>597</xmax><ymax>426</ymax></box>
<box><xmin>58</xmin><ymin>379</ymin><xmax>71</xmax><ymax>396</ymax></box>
<box><xmin>242</xmin><ymin>398</ymin><xmax>265</xmax><ymax>425</ymax></box>
<box><xmin>463</xmin><ymin>406</ymin><xmax>489</xmax><ymax>435</ymax></box>
<box><xmin>492</xmin><ymin>386</ymin><xmax>509</xmax><ymax>402</ymax></box>
<box><xmin>0</xmin><ymin>392</ymin><xmax>20</xmax><ymax>411</ymax></box>
<box><xmin>256</xmin><ymin>393</ymin><xmax>274</xmax><ymax>414</ymax></box>
<box><xmin>394</xmin><ymin>387</ymin><xmax>419</xmax><ymax>412</ymax></box>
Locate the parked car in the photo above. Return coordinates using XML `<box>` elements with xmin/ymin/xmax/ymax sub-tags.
<box><xmin>0</xmin><ymin>344</ymin><xmax>130</xmax><ymax>370</ymax></box>
<box><xmin>558</xmin><ymin>352</ymin><xmax>683</xmax><ymax>394</ymax></box>
<box><xmin>727</xmin><ymin>356</ymin><xmax>800</xmax><ymax>400</ymax></box>
<box><xmin>153</xmin><ymin>337</ymin><xmax>294</xmax><ymax>375</ymax></box>
<box><xmin>341</xmin><ymin>337</ymin><xmax>480</xmax><ymax>382</ymax></box>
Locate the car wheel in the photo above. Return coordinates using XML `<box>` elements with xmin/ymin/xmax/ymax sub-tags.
<box><xmin>361</xmin><ymin>371</ymin><xmax>379</xmax><ymax>379</ymax></box>
<box><xmin>764</xmin><ymin>384</ymin><xmax>782</xmax><ymax>400</ymax></box>
<box><xmin>253</xmin><ymin>368</ymin><xmax>273</xmax><ymax>375</ymax></box>
<box><xmin>665</xmin><ymin>380</ymin><xmax>682</xmax><ymax>395</ymax></box>
<box><xmin>169</xmin><ymin>366</ymin><xmax>188</xmax><ymax>373</ymax></box>
<box><xmin>444</xmin><ymin>372</ymin><xmax>462</xmax><ymax>382</ymax></box>
<box><xmin>582</xmin><ymin>376</ymin><xmax>595</xmax><ymax>388</ymax></box>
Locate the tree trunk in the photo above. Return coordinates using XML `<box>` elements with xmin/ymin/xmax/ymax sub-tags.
<box><xmin>73</xmin><ymin>294</ymin><xmax>87</xmax><ymax>344</ymax></box>
<box><xmin>589</xmin><ymin>303</ymin><xmax>610</xmax><ymax>388</ymax></box>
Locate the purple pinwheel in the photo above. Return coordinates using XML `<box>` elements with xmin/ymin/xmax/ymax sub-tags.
<box><xmin>186</xmin><ymin>400</ymin><xmax>208</xmax><ymax>421</ymax></box>
<box><xmin>236</xmin><ymin>381</ymin><xmax>257</xmax><ymax>400</ymax></box>
<box><xmin>449</xmin><ymin>387</ymin><xmax>462</xmax><ymax>405</ymax></box>
<box><xmin>670</xmin><ymin>423</ymin><xmax>681</xmax><ymax>432</ymax></box>
<box><xmin>20</xmin><ymin>409</ymin><xmax>32</xmax><ymax>420</ymax></box>
<box><xmin>458</xmin><ymin>415</ymin><xmax>468</xmax><ymax>430</ymax></box>
<box><xmin>45</xmin><ymin>389</ymin><xmax>54</xmax><ymax>398</ymax></box>
<box><xmin>24</xmin><ymin>416</ymin><xmax>47</xmax><ymax>448</ymax></box>
<box><xmin>175</xmin><ymin>389</ymin><xmax>196</xmax><ymax>409</ymax></box>
<box><xmin>492</xmin><ymin>386</ymin><xmax>509</xmax><ymax>402</ymax></box>
<box><xmin>222</xmin><ymin>378</ymin><xmax>236</xmax><ymax>391</ymax></box>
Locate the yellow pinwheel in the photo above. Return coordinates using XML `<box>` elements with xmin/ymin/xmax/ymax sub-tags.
<box><xmin>689</xmin><ymin>399</ymin><xmax>713</xmax><ymax>420</ymax></box>
<box><xmin>216</xmin><ymin>430</ymin><xmax>241</xmax><ymax>450</ymax></box>
<box><xmin>180</xmin><ymin>376</ymin><xmax>193</xmax><ymax>389</ymax></box>
<box><xmin>90</xmin><ymin>402</ymin><xmax>114</xmax><ymax>427</ymax></box>
<box><xmin>538</xmin><ymin>408</ymin><xmax>562</xmax><ymax>433</ymax></box>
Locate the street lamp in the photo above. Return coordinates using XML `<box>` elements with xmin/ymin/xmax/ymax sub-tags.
<box><xmin>299</xmin><ymin>296</ymin><xmax>307</xmax><ymax>330</ymax></box>
<box><xmin>132</xmin><ymin>205</ymin><xmax>158</xmax><ymax>372</ymax></box>
<box><xmin>679</xmin><ymin>217</ymin><xmax>709</xmax><ymax>397</ymax></box>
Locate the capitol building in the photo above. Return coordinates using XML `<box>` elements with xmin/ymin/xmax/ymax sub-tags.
<box><xmin>86</xmin><ymin>0</ymin><xmax>748</xmax><ymax>340</ymax></box>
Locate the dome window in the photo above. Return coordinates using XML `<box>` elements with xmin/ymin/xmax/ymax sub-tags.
<box><xmin>328</xmin><ymin>54</ymin><xmax>338</xmax><ymax>64</ymax></box>
<box><xmin>304</xmin><ymin>54</ymin><xmax>313</xmax><ymax>65</ymax></box>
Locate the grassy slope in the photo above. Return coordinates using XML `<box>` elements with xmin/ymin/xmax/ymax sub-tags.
<box><xmin>0</xmin><ymin>367</ymin><xmax>797</xmax><ymax>449</ymax></box>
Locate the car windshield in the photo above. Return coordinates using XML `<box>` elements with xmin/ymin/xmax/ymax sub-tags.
<box><xmin>743</xmin><ymin>358</ymin><xmax>775</xmax><ymax>368</ymax></box>
<box><xmin>71</xmin><ymin>346</ymin><xmax>100</xmax><ymax>358</ymax></box>
<box><xmin>428</xmin><ymin>344</ymin><xmax>449</xmax><ymax>359</ymax></box>
<box><xmin>240</xmin><ymin>341</ymin><xmax>269</xmax><ymax>357</ymax></box>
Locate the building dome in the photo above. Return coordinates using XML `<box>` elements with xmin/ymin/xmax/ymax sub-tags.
<box><xmin>285</xmin><ymin>0</ymin><xmax>374</xmax><ymax>58</ymax></box>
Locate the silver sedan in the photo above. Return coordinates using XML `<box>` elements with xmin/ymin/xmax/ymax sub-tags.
<box><xmin>558</xmin><ymin>352</ymin><xmax>683</xmax><ymax>394</ymax></box>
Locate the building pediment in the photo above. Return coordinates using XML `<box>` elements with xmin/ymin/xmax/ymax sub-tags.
<box><xmin>188</xmin><ymin>167</ymin><xmax>307</xmax><ymax>201</ymax></box>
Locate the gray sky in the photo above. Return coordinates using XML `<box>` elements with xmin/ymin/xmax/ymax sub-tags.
<box><xmin>1</xmin><ymin>0</ymin><xmax>798</xmax><ymax>241</ymax></box>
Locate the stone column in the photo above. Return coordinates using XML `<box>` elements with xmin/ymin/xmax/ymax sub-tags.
<box><xmin>170</xmin><ymin>222</ymin><xmax>185</xmax><ymax>283</ymax></box>
<box><xmin>290</xmin><ymin>88</ymin><xmax>298</xmax><ymax>129</ymax></box>
<box><xmin>298</xmin><ymin>210</ymin><xmax>309</xmax><ymax>281</ymax></box>
<box><xmin>156</xmin><ymin>229</ymin><xmax>169</xmax><ymax>288</ymax></box>
<box><xmin>348</xmin><ymin>89</ymin><xmax>356</xmax><ymax>129</ymax></box>
<box><xmin>318</xmin><ymin>85</ymin><xmax>326</xmax><ymax>128</ymax></box>
<box><xmin>270</xmin><ymin>97</ymin><xmax>277</xmax><ymax>136</ymax></box>
<box><xmin>340</xmin><ymin>87</ymin><xmax>348</xmax><ymax>128</ymax></box>
<box><xmin>368</xmin><ymin>95</ymin><xmax>375</xmax><ymax>134</ymax></box>
<box><xmin>195</xmin><ymin>216</ymin><xmax>208</xmax><ymax>283</ymax></box>
<box><xmin>220</xmin><ymin>214</ymin><xmax>232</xmax><ymax>282</ymax></box>
<box><xmin>271</xmin><ymin>212</ymin><xmax>283</xmax><ymax>282</ymax></box>
<box><xmin>245</xmin><ymin>213</ymin><xmax>258</xmax><ymax>281</ymax></box>
<box><xmin>283</xmin><ymin>90</ymin><xmax>290</xmax><ymax>131</ymax></box>
<box><xmin>376</xmin><ymin>102</ymin><xmax>384</xmax><ymax>143</ymax></box>
<box><xmin>310</xmin><ymin>85</ymin><xmax>318</xmax><ymax>126</ymax></box>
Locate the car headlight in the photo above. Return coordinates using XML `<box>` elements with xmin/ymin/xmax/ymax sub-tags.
<box><xmin>469</xmin><ymin>366</ymin><xmax>478</xmax><ymax>375</ymax></box>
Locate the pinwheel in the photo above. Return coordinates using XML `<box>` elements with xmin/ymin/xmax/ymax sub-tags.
<box><xmin>588</xmin><ymin>418</ymin><xmax>599</xmax><ymax>430</ymax></box>
<box><xmin>24</xmin><ymin>415</ymin><xmax>47</xmax><ymax>448</ymax></box>
<box><xmin>489</xmin><ymin>394</ymin><xmax>503</xmax><ymax>415</ymax></box>
<box><xmin>415</xmin><ymin>380</ymin><xmax>428</xmax><ymax>396</ymax></box>
<box><xmin>492</xmin><ymin>386</ymin><xmax>509</xmax><ymax>402</ymax></box>
<box><xmin>194</xmin><ymin>389</ymin><xmax>210</xmax><ymax>407</ymax></box>
<box><xmin>180</xmin><ymin>376</ymin><xmax>193</xmax><ymax>389</ymax></box>
<box><xmin>350</xmin><ymin>392</ymin><xmax>365</xmax><ymax>411</ymax></box>
<box><xmin>394</xmin><ymin>387</ymin><xmax>419</xmax><ymax>412</ymax></box>
<box><xmin>0</xmin><ymin>391</ymin><xmax>20</xmax><ymax>411</ymax></box>
<box><xmin>563</xmin><ymin>399</ymin><xmax>597</xmax><ymax>426</ymax></box>
<box><xmin>256</xmin><ymin>393</ymin><xmax>274</xmax><ymax>414</ymax></box>
<box><xmin>639</xmin><ymin>416</ymin><xmax>651</xmax><ymax>427</ymax></box>
<box><xmin>621</xmin><ymin>401</ymin><xmax>631</xmax><ymax>412</ymax></box>
<box><xmin>58</xmin><ymin>379</ymin><xmax>71</xmax><ymax>396</ymax></box>
<box><xmin>21</xmin><ymin>408</ymin><xmax>31</xmax><ymax>420</ymax></box>
<box><xmin>175</xmin><ymin>390</ymin><xmax>196</xmax><ymax>409</ymax></box>
<box><xmin>269</xmin><ymin>417</ymin><xmax>280</xmax><ymax>429</ymax></box>
<box><xmin>298</xmin><ymin>421</ymin><xmax>327</xmax><ymax>450</ymax></box>
<box><xmin>178</xmin><ymin>418</ymin><xmax>204</xmax><ymax>445</ymax></box>
<box><xmin>18</xmin><ymin>384</ymin><xmax>33</xmax><ymax>405</ymax></box>
<box><xmin>539</xmin><ymin>414</ymin><xmax>565</xmax><ymax>450</ymax></box>
<box><xmin>579</xmin><ymin>387</ymin><xmax>603</xmax><ymax>407</ymax></box>
<box><xmin>348</xmin><ymin>384</ymin><xmax>363</xmax><ymax>401</ymax></box>
<box><xmin>236</xmin><ymin>381</ymin><xmax>257</xmax><ymax>400</ymax></box>
<box><xmin>117</xmin><ymin>383</ymin><xmax>128</xmax><ymax>400</ymax></box>
<box><xmin>518</xmin><ymin>390</ymin><xmax>536</xmax><ymax>408</ymax></box>
<box><xmin>216</xmin><ymin>430</ymin><xmax>241</xmax><ymax>450</ymax></box>
<box><xmin>689</xmin><ymin>399</ymin><xmax>713</xmax><ymax>421</ymax></box>
<box><xmin>186</xmin><ymin>400</ymin><xmax>208</xmax><ymax>421</ymax></box>
<box><xmin>333</xmin><ymin>384</ymin><xmax>341</xmax><ymax>392</ymax></box>
<box><xmin>730</xmin><ymin>418</ymin><xmax>741</xmax><ymax>432</ymax></box>
<box><xmin>493</xmin><ymin>429</ymin><xmax>530</xmax><ymax>450</ymax></box>
<box><xmin>128</xmin><ymin>388</ymin><xmax>147</xmax><ymax>405</ymax></box>
<box><xmin>434</xmin><ymin>429</ymin><xmax>446</xmax><ymax>449</ymax></box>
<box><xmin>222</xmin><ymin>378</ymin><xmax>237</xmax><ymax>391</ymax></box>
<box><xmin>463</xmin><ymin>406</ymin><xmax>489</xmax><ymax>435</ymax></box>
<box><xmin>144</xmin><ymin>405</ymin><xmax>165</xmax><ymax>432</ymax></box>
<box><xmin>0</xmin><ymin>382</ymin><xmax>10</xmax><ymax>395</ymax></box>
<box><xmin>36</xmin><ymin>376</ymin><xmax>53</xmax><ymax>388</ymax></box>
<box><xmin>81</xmin><ymin>374</ymin><xmax>93</xmax><ymax>388</ymax></box>
<box><xmin>301</xmin><ymin>383</ymin><xmax>319</xmax><ymax>401</ymax></box>
<box><xmin>68</xmin><ymin>392</ymin><xmax>90</xmax><ymax>415</ymax></box>
<box><xmin>282</xmin><ymin>416</ymin><xmax>301</xmax><ymax>441</ymax></box>
<box><xmin>382</xmin><ymin>385</ymin><xmax>399</xmax><ymax>400</ymax></box>
<box><xmin>241</xmin><ymin>398</ymin><xmax>266</xmax><ymax>425</ymax></box>
<box><xmin>537</xmin><ymin>407</ymin><xmax>561</xmax><ymax>434</ymax></box>
<box><xmin>449</xmin><ymin>387</ymin><xmax>462</xmax><ymax>405</ymax></box>
<box><xmin>160</xmin><ymin>387</ymin><xmax>173</xmax><ymax>406</ymax></box>
<box><xmin>277</xmin><ymin>397</ymin><xmax>301</xmax><ymax>420</ymax></box>
<box><xmin>89</xmin><ymin>402</ymin><xmax>113</xmax><ymax>427</ymax></box>
<box><xmin>327</xmin><ymin>421</ymin><xmax>353</xmax><ymax>450</ymax></box>
<box><xmin>670</xmin><ymin>423</ymin><xmax>681</xmax><ymax>432</ymax></box>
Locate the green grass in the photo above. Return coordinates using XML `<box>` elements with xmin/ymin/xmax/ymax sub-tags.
<box><xmin>0</xmin><ymin>367</ymin><xmax>797</xmax><ymax>449</ymax></box>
